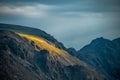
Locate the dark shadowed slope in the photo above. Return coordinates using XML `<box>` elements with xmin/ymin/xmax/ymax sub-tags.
<box><xmin>0</xmin><ymin>30</ymin><xmax>105</xmax><ymax>80</ymax></box>
<box><xmin>77</xmin><ymin>37</ymin><xmax>120</xmax><ymax>80</ymax></box>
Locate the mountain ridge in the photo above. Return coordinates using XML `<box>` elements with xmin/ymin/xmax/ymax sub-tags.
<box><xmin>0</xmin><ymin>28</ymin><xmax>105</xmax><ymax>80</ymax></box>
<box><xmin>0</xmin><ymin>23</ymin><xmax>119</xmax><ymax>80</ymax></box>
<box><xmin>0</xmin><ymin>23</ymin><xmax>66</xmax><ymax>50</ymax></box>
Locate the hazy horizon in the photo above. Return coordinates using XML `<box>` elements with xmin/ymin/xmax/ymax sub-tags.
<box><xmin>0</xmin><ymin>0</ymin><xmax>120</xmax><ymax>50</ymax></box>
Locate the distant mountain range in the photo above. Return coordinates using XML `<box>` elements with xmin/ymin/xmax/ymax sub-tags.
<box><xmin>77</xmin><ymin>37</ymin><xmax>120</xmax><ymax>80</ymax></box>
<box><xmin>0</xmin><ymin>23</ymin><xmax>120</xmax><ymax>80</ymax></box>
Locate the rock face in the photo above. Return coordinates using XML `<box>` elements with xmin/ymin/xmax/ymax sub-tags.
<box><xmin>0</xmin><ymin>29</ymin><xmax>105</xmax><ymax>80</ymax></box>
<box><xmin>77</xmin><ymin>37</ymin><xmax>120</xmax><ymax>80</ymax></box>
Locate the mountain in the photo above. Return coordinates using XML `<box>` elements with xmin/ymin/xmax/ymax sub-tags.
<box><xmin>0</xmin><ymin>24</ymin><xmax>105</xmax><ymax>80</ymax></box>
<box><xmin>77</xmin><ymin>37</ymin><xmax>120</xmax><ymax>80</ymax></box>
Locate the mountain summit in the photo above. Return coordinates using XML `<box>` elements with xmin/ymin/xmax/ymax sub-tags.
<box><xmin>77</xmin><ymin>37</ymin><xmax>120</xmax><ymax>80</ymax></box>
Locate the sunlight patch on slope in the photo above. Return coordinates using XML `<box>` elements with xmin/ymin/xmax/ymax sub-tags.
<box><xmin>18</xmin><ymin>33</ymin><xmax>66</xmax><ymax>56</ymax></box>
<box><xmin>18</xmin><ymin>33</ymin><xmax>84</xmax><ymax>66</ymax></box>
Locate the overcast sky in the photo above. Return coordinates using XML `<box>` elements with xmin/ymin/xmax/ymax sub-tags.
<box><xmin>0</xmin><ymin>0</ymin><xmax>120</xmax><ymax>50</ymax></box>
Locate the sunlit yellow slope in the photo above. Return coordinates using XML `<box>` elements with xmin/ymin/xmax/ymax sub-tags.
<box><xmin>18</xmin><ymin>33</ymin><xmax>84</xmax><ymax>66</ymax></box>
<box><xmin>18</xmin><ymin>33</ymin><xmax>67</xmax><ymax>56</ymax></box>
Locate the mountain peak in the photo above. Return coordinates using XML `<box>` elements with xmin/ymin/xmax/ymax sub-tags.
<box><xmin>77</xmin><ymin>37</ymin><xmax>120</xmax><ymax>80</ymax></box>
<box><xmin>88</xmin><ymin>37</ymin><xmax>112</xmax><ymax>48</ymax></box>
<box><xmin>91</xmin><ymin>37</ymin><xmax>110</xmax><ymax>44</ymax></box>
